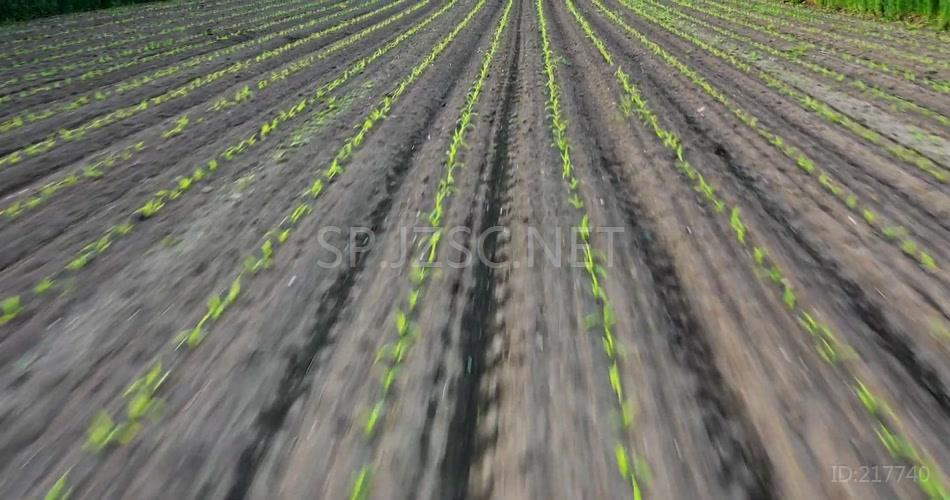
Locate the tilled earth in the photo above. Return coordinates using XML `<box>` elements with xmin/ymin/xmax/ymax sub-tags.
<box><xmin>0</xmin><ymin>0</ymin><xmax>948</xmax><ymax>498</ymax></box>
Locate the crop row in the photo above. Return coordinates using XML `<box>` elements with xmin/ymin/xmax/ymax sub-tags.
<box><xmin>538</xmin><ymin>0</ymin><xmax>648</xmax><ymax>498</ymax></box>
<box><xmin>0</xmin><ymin>0</ymin><xmax>236</xmax><ymax>46</ymax></box>
<box><xmin>0</xmin><ymin>0</ymin><xmax>398</xmax><ymax>170</ymax></box>
<box><xmin>350</xmin><ymin>1</ymin><xmax>511</xmax><ymax>497</ymax></box>
<box><xmin>270</xmin><ymin>85</ymin><xmax>372</xmax><ymax>165</ymax></box>
<box><xmin>714</xmin><ymin>0</ymin><xmax>950</xmax><ymax>47</ymax></box>
<box><xmin>0</xmin><ymin>0</ymin><xmax>236</xmax><ymax>60</ymax></box>
<box><xmin>78</xmin><ymin>85</ymin><xmax>364</xmax><ymax>456</ymax></box>
<box><xmin>0</xmin><ymin>140</ymin><xmax>145</xmax><ymax>219</ymax></box>
<box><xmin>0</xmin><ymin>0</ymin><xmax>424</xmax><ymax>220</ymax></box>
<box><xmin>152</xmin><ymin>0</ymin><xmax>462</xmax><ymax>356</ymax></box>
<box><xmin>667</xmin><ymin>0</ymin><xmax>950</xmax><ymax>130</ymax></box>
<box><xmin>0</xmin><ymin>0</ymin><xmax>285</xmax><ymax>65</ymax></box>
<box><xmin>623</xmin><ymin>0</ymin><xmax>950</xmax><ymax>184</ymax></box>
<box><xmin>0</xmin><ymin>0</ymin><xmax>346</xmax><ymax>119</ymax></box>
<box><xmin>40</xmin><ymin>0</ymin><xmax>470</xmax><ymax>496</ymax></box>
<box><xmin>0</xmin><ymin>0</ymin><xmax>361</xmax><ymax>132</ymax></box>
<box><xmin>685</xmin><ymin>0</ymin><xmax>950</xmax><ymax>95</ymax></box>
<box><xmin>604</xmin><ymin>0</ymin><xmax>941</xmax><ymax>271</ymax></box>
<box><xmin>709</xmin><ymin>0</ymin><xmax>949</xmax><ymax>69</ymax></box>
<box><xmin>582</xmin><ymin>2</ymin><xmax>948</xmax><ymax>498</ymax></box>
<box><xmin>0</xmin><ymin>0</ymin><xmax>436</xmax><ymax>329</ymax></box>
<box><xmin>0</xmin><ymin>0</ymin><xmax>319</xmax><ymax>92</ymax></box>
<box><xmin>712</xmin><ymin>0</ymin><xmax>917</xmax><ymax>49</ymax></box>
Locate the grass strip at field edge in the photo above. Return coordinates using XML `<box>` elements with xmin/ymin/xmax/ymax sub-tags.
<box><xmin>706</xmin><ymin>0</ymin><xmax>950</xmax><ymax>69</ymax></box>
<box><xmin>712</xmin><ymin>0</ymin><xmax>950</xmax><ymax>45</ymax></box>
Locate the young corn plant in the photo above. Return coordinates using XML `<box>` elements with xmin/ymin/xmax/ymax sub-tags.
<box><xmin>0</xmin><ymin>0</ymin><xmax>427</xmax><ymax>219</ymax></box>
<box><xmin>0</xmin><ymin>0</ymin><xmax>320</xmax><ymax>98</ymax></box>
<box><xmin>684</xmin><ymin>0</ymin><xmax>950</xmax><ymax>94</ymax></box>
<box><xmin>0</xmin><ymin>1</ymin><xmax>457</xmax><ymax>325</ymax></box>
<box><xmin>0</xmin><ymin>296</ymin><xmax>23</xmax><ymax>325</ymax></box>
<box><xmin>540</xmin><ymin>0</ymin><xmax>647</xmax><ymax>498</ymax></box>
<box><xmin>84</xmin><ymin>361</ymin><xmax>169</xmax><ymax>452</ymax></box>
<box><xmin>160</xmin><ymin>115</ymin><xmax>190</xmax><ymax>139</ymax></box>
<box><xmin>43</xmin><ymin>472</ymin><xmax>71</xmax><ymax>500</ymax></box>
<box><xmin>577</xmin><ymin>2</ymin><xmax>949</xmax><ymax>496</ymax></box>
<box><xmin>608</xmin><ymin>0</ymin><xmax>940</xmax><ymax>271</ymax></box>
<box><xmin>654</xmin><ymin>0</ymin><xmax>950</xmax><ymax>128</ymax></box>
<box><xmin>0</xmin><ymin>0</ymin><xmax>349</xmax><ymax>112</ymax></box>
<box><xmin>351</xmin><ymin>1</ymin><xmax>512</xmax><ymax>497</ymax></box>
<box><xmin>713</xmin><ymin>0</ymin><xmax>950</xmax><ymax>67</ymax></box>
<box><xmin>40</xmin><ymin>1</ymin><xmax>474</xmax><ymax>497</ymax></box>
<box><xmin>0</xmin><ymin>0</ymin><xmax>398</xmax><ymax>171</ymax></box>
<box><xmin>633</xmin><ymin>0</ymin><xmax>949</xmax><ymax>183</ymax></box>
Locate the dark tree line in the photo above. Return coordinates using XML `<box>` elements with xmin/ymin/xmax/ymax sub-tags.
<box><xmin>1</xmin><ymin>0</ymin><xmax>165</xmax><ymax>24</ymax></box>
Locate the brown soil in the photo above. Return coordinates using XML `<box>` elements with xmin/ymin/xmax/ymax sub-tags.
<box><xmin>0</xmin><ymin>0</ymin><xmax>947</xmax><ymax>499</ymax></box>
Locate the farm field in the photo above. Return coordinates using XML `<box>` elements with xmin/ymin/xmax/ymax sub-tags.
<box><xmin>0</xmin><ymin>0</ymin><xmax>948</xmax><ymax>498</ymax></box>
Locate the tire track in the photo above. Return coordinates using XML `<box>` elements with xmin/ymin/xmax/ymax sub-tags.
<box><xmin>551</xmin><ymin>1</ymin><xmax>777</xmax><ymax>496</ymax></box>
<box><xmin>435</xmin><ymin>5</ymin><xmax>520</xmax><ymax>497</ymax></box>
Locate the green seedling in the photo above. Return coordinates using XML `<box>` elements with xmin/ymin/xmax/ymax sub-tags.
<box><xmin>44</xmin><ymin>473</ymin><xmax>71</xmax><ymax>500</ymax></box>
<box><xmin>34</xmin><ymin>278</ymin><xmax>55</xmax><ymax>295</ymax></box>
<box><xmin>0</xmin><ymin>296</ymin><xmax>23</xmax><ymax>325</ymax></box>
<box><xmin>571</xmin><ymin>3</ymin><xmax>948</xmax><ymax>498</ymax></box>
<box><xmin>137</xmin><ymin>198</ymin><xmax>165</xmax><ymax>218</ymax></box>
